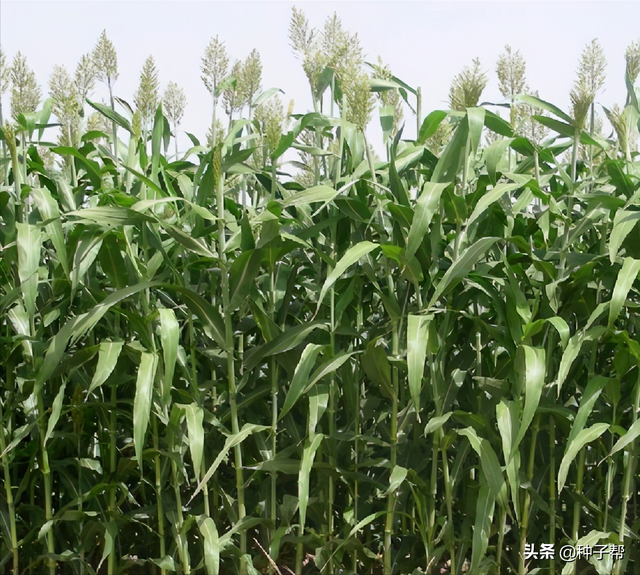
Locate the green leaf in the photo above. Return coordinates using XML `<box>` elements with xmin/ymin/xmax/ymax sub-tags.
<box><xmin>567</xmin><ymin>376</ymin><xmax>609</xmax><ymax>447</ymax></box>
<box><xmin>133</xmin><ymin>352</ymin><xmax>158</xmax><ymax>469</ymax></box>
<box><xmin>458</xmin><ymin>427</ymin><xmax>507</xmax><ymax>508</ymax></box>
<box><xmin>66</xmin><ymin>206</ymin><xmax>153</xmax><ymax>227</ymax></box>
<box><xmin>334</xmin><ymin>196</ymin><xmax>371</xmax><ymax>222</ymax></box>
<box><xmin>97</xmin><ymin>520</ymin><xmax>117</xmax><ymax>573</ymax></box>
<box><xmin>51</xmin><ymin>146</ymin><xmax>103</xmax><ymax>189</ymax></box>
<box><xmin>44</xmin><ymin>381</ymin><xmax>67</xmax><ymax>445</ymax></box>
<box><xmin>556</xmin><ymin>331</ymin><xmax>583</xmax><ymax>396</ymax></box>
<box><xmin>35</xmin><ymin>282</ymin><xmax>159</xmax><ymax>396</ymax></box>
<box><xmin>496</xmin><ymin>400</ymin><xmax>521</xmax><ymax>521</ymax></box>
<box><xmin>608</xmin><ymin>257</ymin><xmax>640</xmax><ymax>328</ymax></box>
<box><xmin>362</xmin><ymin>339</ymin><xmax>393</xmax><ymax>399</ymax></box>
<box><xmin>471</xmin><ymin>482</ymin><xmax>496</xmax><ymax>573</ymax></box>
<box><xmin>299</xmin><ymin>433</ymin><xmax>324</xmax><ymax>531</ymax></box>
<box><xmin>407</xmin><ymin>314</ymin><xmax>431</xmax><ymax>422</ymax></box>
<box><xmin>467</xmin><ymin>182</ymin><xmax>521</xmax><ymax>230</ymax></box>
<box><xmin>158</xmin><ymin>309</ymin><xmax>179</xmax><ymax>409</ymax></box>
<box><xmin>197</xmin><ymin>515</ymin><xmax>220</xmax><ymax>575</ymax></box>
<box><xmin>428</xmin><ymin>237</ymin><xmax>500</xmax><ymax>308</ymax></box>
<box><xmin>167</xmin><ymin>286</ymin><xmax>227</xmax><ymax>351</ymax></box>
<box><xmin>484</xmin><ymin>138</ymin><xmax>514</xmax><ymax>185</ymax></box>
<box><xmin>281</xmin><ymin>184</ymin><xmax>338</xmax><ymax>208</ymax></box>
<box><xmin>558</xmin><ymin>423</ymin><xmax>609</xmax><ymax>492</ymax></box>
<box><xmin>406</xmin><ymin>182</ymin><xmax>448</xmax><ymax>260</ymax></box>
<box><xmin>279</xmin><ymin>344</ymin><xmax>323</xmax><ymax>421</ymax></box>
<box><xmin>424</xmin><ymin>413</ymin><xmax>453</xmax><ymax>435</ymax></box>
<box><xmin>151</xmin><ymin>103</ymin><xmax>164</xmax><ymax>184</ymax></box>
<box><xmin>432</xmin><ymin>114</ymin><xmax>468</xmax><ymax>183</ymax></box>
<box><xmin>417</xmin><ymin>110</ymin><xmax>447</xmax><ymax>144</ymax></box>
<box><xmin>87</xmin><ymin>99</ymin><xmax>133</xmax><ymax>133</ymax></box>
<box><xmin>32</xmin><ymin>187</ymin><xmax>69</xmax><ymax>276</ymax></box>
<box><xmin>547</xmin><ymin>316</ymin><xmax>570</xmax><ymax>348</ymax></box>
<box><xmin>159</xmin><ymin>221</ymin><xmax>215</xmax><ymax>258</ymax></box>
<box><xmin>190</xmin><ymin>424</ymin><xmax>270</xmax><ymax>503</ymax></box>
<box><xmin>512</xmin><ymin>346</ymin><xmax>545</xmax><ymax>457</ymax></box>
<box><xmin>317</xmin><ymin>242</ymin><xmax>380</xmax><ymax>313</ymax></box>
<box><xmin>229</xmin><ymin>249</ymin><xmax>264</xmax><ymax>310</ymax></box>
<box><xmin>609</xmin><ymin>210</ymin><xmax>640</xmax><ymax>263</ymax></box>
<box><xmin>515</xmin><ymin>94</ymin><xmax>573</xmax><ymax>124</ymax></box>
<box><xmin>87</xmin><ymin>341</ymin><xmax>124</xmax><ymax>397</ymax></box>
<box><xmin>379</xmin><ymin>104</ymin><xmax>395</xmax><ymax>142</ymax></box>
<box><xmin>467</xmin><ymin>107</ymin><xmax>485</xmax><ymax>156</ymax></box>
<box><xmin>244</xmin><ymin>321</ymin><xmax>326</xmax><ymax>374</ymax></box>
<box><xmin>609</xmin><ymin>419</ymin><xmax>640</xmax><ymax>457</ymax></box>
<box><xmin>183</xmin><ymin>404</ymin><xmax>205</xmax><ymax>481</ymax></box>
<box><xmin>383</xmin><ymin>465</ymin><xmax>408</xmax><ymax>497</ymax></box>
<box><xmin>16</xmin><ymin>223</ymin><xmax>43</xmax><ymax>320</ymax></box>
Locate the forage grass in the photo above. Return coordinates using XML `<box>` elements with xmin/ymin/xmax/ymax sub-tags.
<box><xmin>1</xmin><ymin>16</ymin><xmax>640</xmax><ymax>575</ymax></box>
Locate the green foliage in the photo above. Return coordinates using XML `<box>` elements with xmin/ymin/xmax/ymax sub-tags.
<box><xmin>2</xmin><ymin>19</ymin><xmax>640</xmax><ymax>575</ymax></box>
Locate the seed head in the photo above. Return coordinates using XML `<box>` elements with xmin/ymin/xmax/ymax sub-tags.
<box><xmin>345</xmin><ymin>72</ymin><xmax>374</xmax><ymax>132</ymax></box>
<box><xmin>206</xmin><ymin>119</ymin><xmax>225</xmax><ymax>149</ymax></box>
<box><xmin>49</xmin><ymin>65</ymin><xmax>78</xmax><ymax>126</ymax></box>
<box><xmin>0</xmin><ymin>46</ymin><xmax>9</xmax><ymax>96</ymax></box>
<box><xmin>626</xmin><ymin>39</ymin><xmax>640</xmax><ymax>84</ymax></box>
<box><xmin>289</xmin><ymin>7</ymin><xmax>327</xmax><ymax>101</ymax></box>
<box><xmin>223</xmin><ymin>60</ymin><xmax>247</xmax><ymax>120</ymax></box>
<box><xmin>255</xmin><ymin>95</ymin><xmax>285</xmax><ymax>159</ymax></box>
<box><xmin>496</xmin><ymin>46</ymin><xmax>527</xmax><ymax>100</ymax></box>
<box><xmin>576</xmin><ymin>39</ymin><xmax>606</xmax><ymax>95</ymax></box>
<box><xmin>201</xmin><ymin>36</ymin><xmax>229</xmax><ymax>98</ymax></box>
<box><xmin>449</xmin><ymin>58</ymin><xmax>487</xmax><ymax>111</ymax></box>
<box><xmin>74</xmin><ymin>53</ymin><xmax>97</xmax><ymax>105</ymax></box>
<box><xmin>163</xmin><ymin>81</ymin><xmax>187</xmax><ymax>127</ymax></box>
<box><xmin>570</xmin><ymin>77</ymin><xmax>594</xmax><ymax>131</ymax></box>
<box><xmin>242</xmin><ymin>49</ymin><xmax>262</xmax><ymax>109</ymax></box>
<box><xmin>496</xmin><ymin>45</ymin><xmax>527</xmax><ymax>127</ymax></box>
<box><xmin>92</xmin><ymin>30</ymin><xmax>119</xmax><ymax>86</ymax></box>
<box><xmin>133</xmin><ymin>55</ymin><xmax>160</xmax><ymax>129</ymax></box>
<box><xmin>604</xmin><ymin>104</ymin><xmax>627</xmax><ymax>154</ymax></box>
<box><xmin>10</xmin><ymin>51</ymin><xmax>41</xmax><ymax>120</ymax></box>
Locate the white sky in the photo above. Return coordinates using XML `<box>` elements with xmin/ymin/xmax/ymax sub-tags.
<box><xmin>2</xmin><ymin>0</ymin><xmax>640</xmax><ymax>156</ymax></box>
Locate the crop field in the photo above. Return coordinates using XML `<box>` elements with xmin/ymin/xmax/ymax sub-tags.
<box><xmin>1</xmin><ymin>7</ymin><xmax>640</xmax><ymax>575</ymax></box>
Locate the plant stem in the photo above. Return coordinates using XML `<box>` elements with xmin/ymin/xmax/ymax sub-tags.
<box><xmin>0</xmin><ymin>401</ymin><xmax>19</xmax><ymax>575</ymax></box>
<box><xmin>549</xmin><ymin>415</ymin><xmax>556</xmax><ymax>575</ymax></box>
<box><xmin>383</xmin><ymin>316</ymin><xmax>399</xmax><ymax>575</ymax></box>
<box><xmin>613</xmin><ymin>370</ymin><xmax>640</xmax><ymax>575</ymax></box>
<box><xmin>519</xmin><ymin>415</ymin><xmax>539</xmax><ymax>575</ymax></box>
<box><xmin>216</xmin><ymin>146</ymin><xmax>247</xmax><ymax>572</ymax></box>
<box><xmin>153</xmin><ymin>418</ymin><xmax>166</xmax><ymax>574</ymax></box>
<box><xmin>108</xmin><ymin>384</ymin><xmax>118</xmax><ymax>575</ymax></box>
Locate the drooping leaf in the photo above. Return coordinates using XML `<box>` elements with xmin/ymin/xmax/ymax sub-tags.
<box><xmin>406</xmin><ymin>182</ymin><xmax>448</xmax><ymax>260</ymax></box>
<box><xmin>558</xmin><ymin>423</ymin><xmax>609</xmax><ymax>492</ymax></box>
<box><xmin>279</xmin><ymin>344</ymin><xmax>323</xmax><ymax>420</ymax></box>
<box><xmin>428</xmin><ymin>237</ymin><xmax>500</xmax><ymax>308</ymax></box>
<box><xmin>16</xmin><ymin>222</ymin><xmax>43</xmax><ymax>320</ymax></box>
<box><xmin>316</xmin><ymin>242</ymin><xmax>380</xmax><ymax>312</ymax></box>
<box><xmin>133</xmin><ymin>352</ymin><xmax>158</xmax><ymax>469</ymax></box>
<box><xmin>87</xmin><ymin>341</ymin><xmax>124</xmax><ymax>397</ymax></box>
<box><xmin>298</xmin><ymin>433</ymin><xmax>324</xmax><ymax>531</ymax></box>
<box><xmin>183</xmin><ymin>403</ymin><xmax>205</xmax><ymax>481</ymax></box>
<box><xmin>407</xmin><ymin>314</ymin><xmax>431</xmax><ymax>421</ymax></box>
<box><xmin>608</xmin><ymin>257</ymin><xmax>640</xmax><ymax>328</ymax></box>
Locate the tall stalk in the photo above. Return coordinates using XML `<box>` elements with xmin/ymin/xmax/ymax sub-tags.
<box><xmin>383</xmin><ymin>314</ymin><xmax>400</xmax><ymax>575</ymax></box>
<box><xmin>613</xmin><ymin>370</ymin><xmax>640</xmax><ymax>575</ymax></box>
<box><xmin>519</xmin><ymin>415</ymin><xmax>540</xmax><ymax>575</ymax></box>
<box><xmin>0</xmin><ymin>401</ymin><xmax>19</xmax><ymax>574</ymax></box>
<box><xmin>215</xmin><ymin>145</ymin><xmax>247</xmax><ymax>572</ymax></box>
